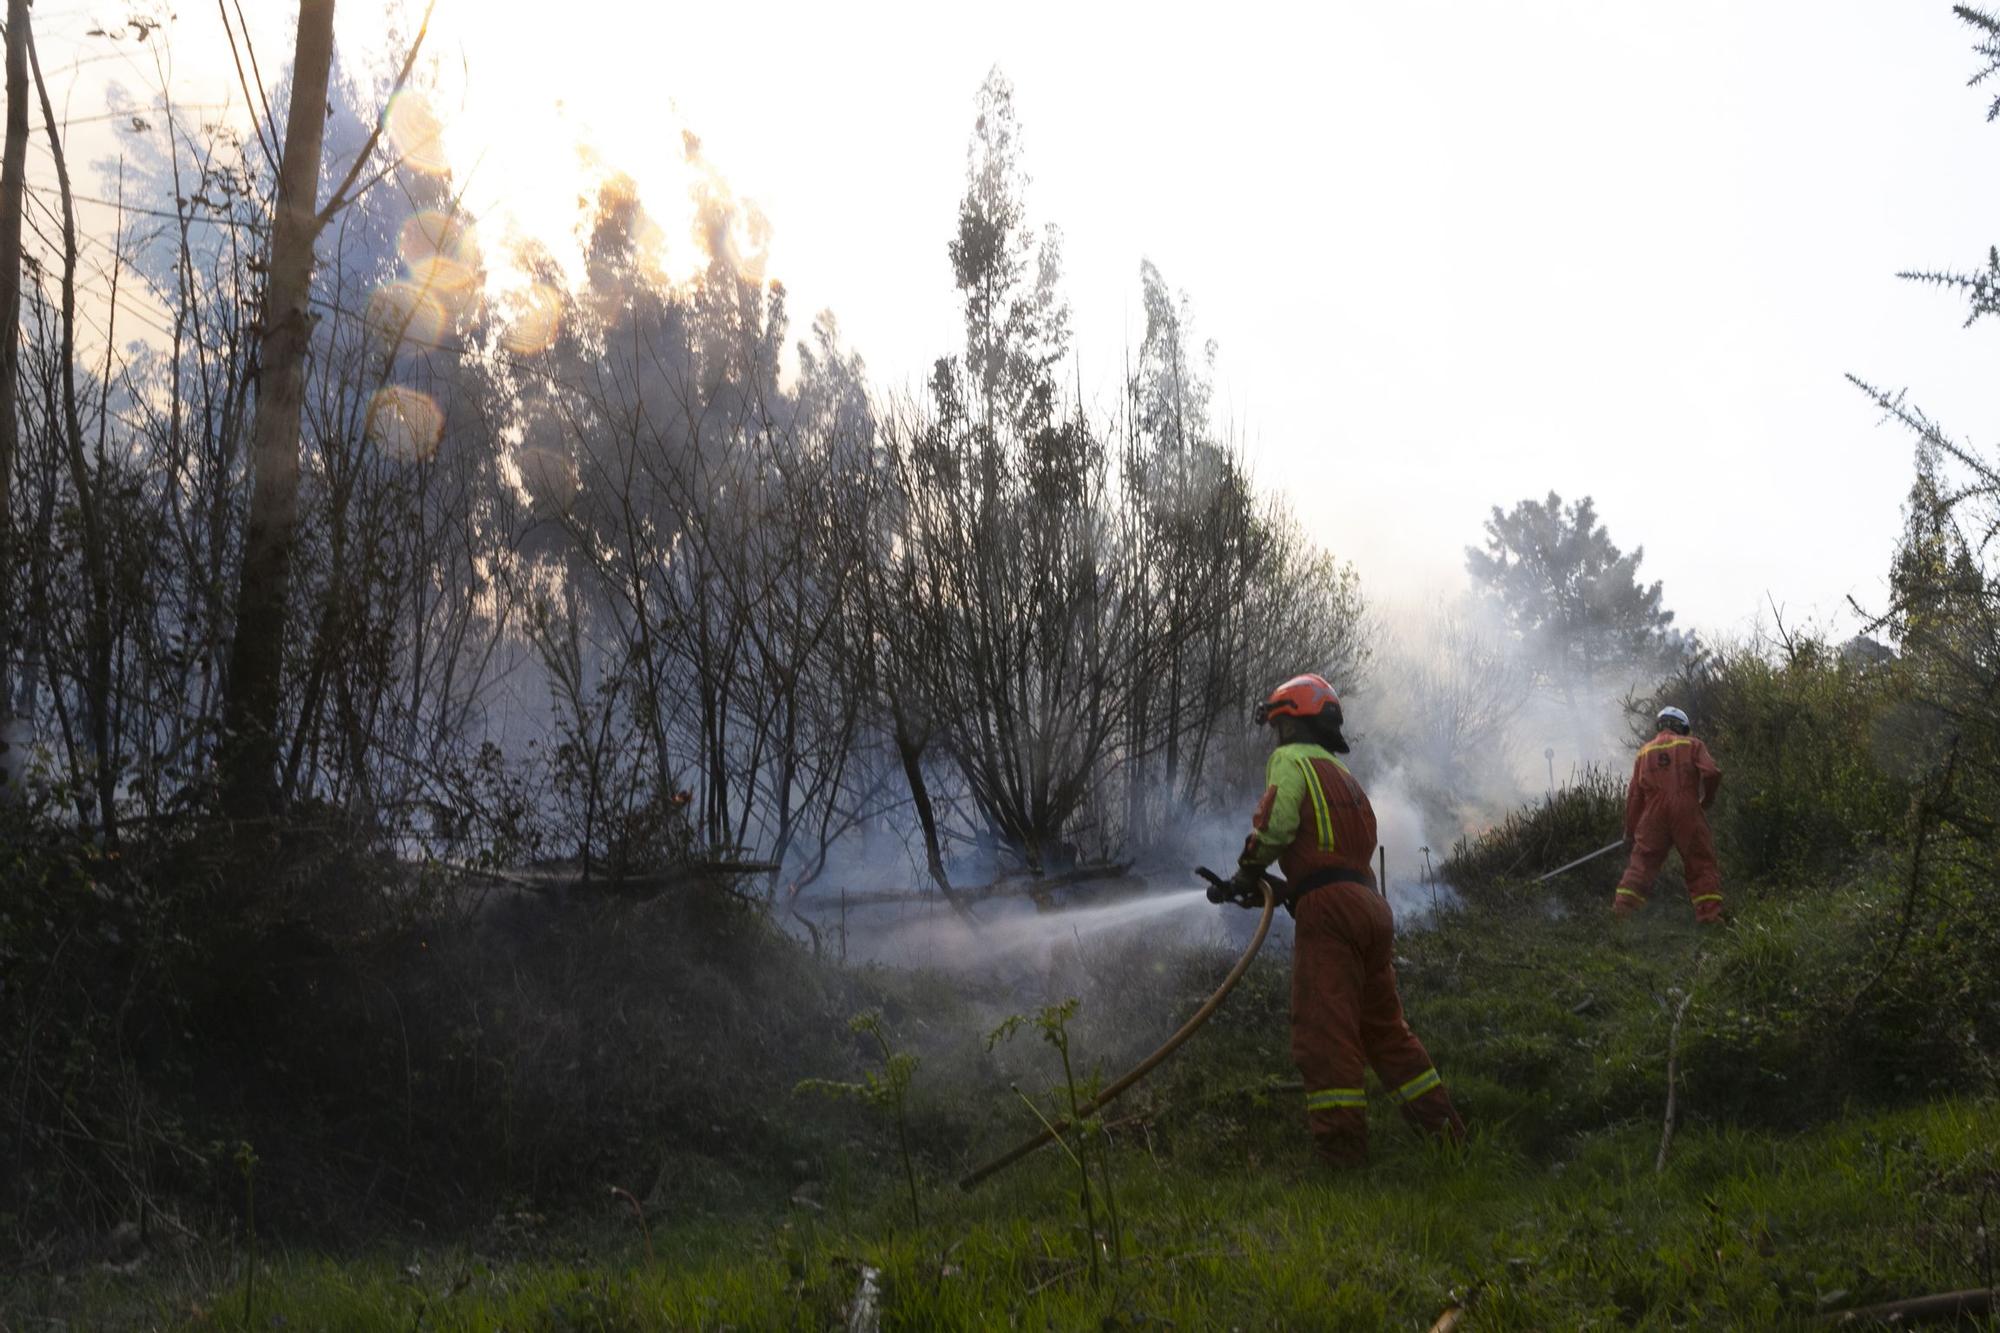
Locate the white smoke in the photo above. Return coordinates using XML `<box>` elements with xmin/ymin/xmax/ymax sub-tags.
<box><xmin>1361</xmin><ymin>766</ymin><xmax>1462</xmax><ymax>922</ymax></box>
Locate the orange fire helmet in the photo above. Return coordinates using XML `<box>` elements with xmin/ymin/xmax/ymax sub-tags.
<box><xmin>1255</xmin><ymin>674</ymin><xmax>1341</xmax><ymax>726</ymax></box>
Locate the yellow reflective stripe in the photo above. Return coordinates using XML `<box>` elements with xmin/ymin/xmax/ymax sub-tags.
<box><xmin>1305</xmin><ymin>1087</ymin><xmax>1366</xmax><ymax>1110</ymax></box>
<box><xmin>1615</xmin><ymin>888</ymin><xmax>1646</xmax><ymax>900</ymax></box>
<box><xmin>1296</xmin><ymin>752</ymin><xmax>1328</xmax><ymax>844</ymax></box>
<box><xmin>1297</xmin><ymin>758</ymin><xmax>1333</xmax><ymax>851</ymax></box>
<box><xmin>1393</xmin><ymin>1068</ymin><xmax>1443</xmax><ymax>1104</ymax></box>
<box><xmin>1690</xmin><ymin>894</ymin><xmax>1723</xmax><ymax>904</ymax></box>
<box><xmin>1637</xmin><ymin>737</ymin><xmax>1696</xmax><ymax>758</ymax></box>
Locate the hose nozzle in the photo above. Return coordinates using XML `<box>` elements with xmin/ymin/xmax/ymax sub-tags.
<box><xmin>1196</xmin><ymin>865</ymin><xmax>1263</xmax><ymax>907</ymax></box>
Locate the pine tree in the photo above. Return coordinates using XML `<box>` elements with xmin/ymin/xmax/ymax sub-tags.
<box><xmin>1466</xmin><ymin>491</ymin><xmax>1684</xmax><ymax>699</ymax></box>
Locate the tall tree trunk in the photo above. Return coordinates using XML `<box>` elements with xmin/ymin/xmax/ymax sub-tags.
<box><xmin>893</xmin><ymin>713</ymin><xmax>975</xmax><ymax>923</ymax></box>
<box><xmin>0</xmin><ymin>0</ymin><xmax>29</xmax><ymax>771</ymax></box>
<box><xmin>220</xmin><ymin>0</ymin><xmax>336</xmax><ymax>820</ymax></box>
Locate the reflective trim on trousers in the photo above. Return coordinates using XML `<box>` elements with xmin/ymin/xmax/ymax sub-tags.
<box><xmin>1392</xmin><ymin>1068</ymin><xmax>1443</xmax><ymax>1104</ymax></box>
<box><xmin>1305</xmin><ymin>1087</ymin><xmax>1366</xmax><ymax>1111</ymax></box>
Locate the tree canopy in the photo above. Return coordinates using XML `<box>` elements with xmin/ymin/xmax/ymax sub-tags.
<box><xmin>1465</xmin><ymin>491</ymin><xmax>1683</xmax><ymax>692</ymax></box>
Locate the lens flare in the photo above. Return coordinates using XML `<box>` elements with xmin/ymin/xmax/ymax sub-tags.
<box><xmin>394</xmin><ymin>211</ymin><xmax>478</xmax><ymax>319</ymax></box>
<box><xmin>366</xmin><ymin>278</ymin><xmax>452</xmax><ymax>348</ymax></box>
<box><xmin>407</xmin><ymin>255</ymin><xmax>478</xmax><ymax>312</ymax></box>
<box><xmin>366</xmin><ymin>280</ymin><xmax>450</xmax><ymax>349</ymax></box>
<box><xmin>366</xmin><ymin>386</ymin><xmax>445</xmax><ymax>463</ymax></box>
<box><xmin>499</xmin><ymin>282</ymin><xmax>562</xmax><ymax>356</ymax></box>
<box><xmin>385</xmin><ymin>91</ymin><xmax>449</xmax><ymax>176</ymax></box>
<box><xmin>398</xmin><ymin>210</ymin><xmax>477</xmax><ymax>269</ymax></box>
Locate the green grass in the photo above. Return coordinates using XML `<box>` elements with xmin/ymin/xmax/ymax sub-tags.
<box><xmin>23</xmin><ymin>1100</ymin><xmax>1999</xmax><ymax>1329</ymax></box>
<box><xmin>15</xmin><ymin>875</ymin><xmax>2000</xmax><ymax>1330</ymax></box>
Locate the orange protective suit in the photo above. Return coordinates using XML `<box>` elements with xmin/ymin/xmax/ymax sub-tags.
<box><xmin>1239</xmin><ymin>744</ymin><xmax>1465</xmax><ymax>1166</ymax></box>
<box><xmin>1613</xmin><ymin>729</ymin><xmax>1724</xmax><ymax>923</ymax></box>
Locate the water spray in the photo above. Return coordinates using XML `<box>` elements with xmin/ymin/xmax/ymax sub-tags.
<box><xmin>957</xmin><ymin>868</ymin><xmax>1277</xmax><ymax>1190</ymax></box>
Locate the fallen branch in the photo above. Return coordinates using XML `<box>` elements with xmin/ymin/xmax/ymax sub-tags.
<box><xmin>1656</xmin><ymin>985</ymin><xmax>1696</xmax><ymax>1174</ymax></box>
<box><xmin>1819</xmin><ymin>1286</ymin><xmax>1995</xmax><ymax>1325</ymax></box>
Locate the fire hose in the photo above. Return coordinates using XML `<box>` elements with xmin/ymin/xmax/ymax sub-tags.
<box><xmin>957</xmin><ymin>869</ymin><xmax>1277</xmax><ymax>1190</ymax></box>
<box><xmin>1531</xmin><ymin>839</ymin><xmax>1626</xmax><ymax>884</ymax></box>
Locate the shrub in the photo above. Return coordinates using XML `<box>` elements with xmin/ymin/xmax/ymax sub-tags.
<box><xmin>0</xmin><ymin>810</ymin><xmax>216</xmax><ymax>1247</ymax></box>
<box><xmin>1441</xmin><ymin>766</ymin><xmax>1627</xmax><ymax>910</ymax></box>
<box><xmin>1642</xmin><ymin>637</ymin><xmax>1909</xmax><ymax>886</ymax></box>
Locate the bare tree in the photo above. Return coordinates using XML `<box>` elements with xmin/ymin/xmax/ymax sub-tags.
<box><xmin>0</xmin><ymin>27</ymin><xmax>1385</xmax><ymax>918</ymax></box>
<box><xmin>218</xmin><ymin>0</ymin><xmax>340</xmax><ymax>820</ymax></box>
<box><xmin>1117</xmin><ymin>260</ymin><xmax>1297</xmax><ymax>837</ymax></box>
<box><xmin>25</xmin><ymin>13</ymin><xmax>119</xmax><ymax>833</ymax></box>
<box><xmin>0</xmin><ymin>0</ymin><xmax>26</xmax><ymax>749</ymax></box>
<box><xmin>221</xmin><ymin>0</ymin><xmax>434</xmax><ymax>823</ymax></box>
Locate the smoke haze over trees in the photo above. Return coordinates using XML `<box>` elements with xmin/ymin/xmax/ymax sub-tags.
<box><xmin>0</xmin><ymin>39</ymin><xmax>1370</xmax><ymax>893</ymax></box>
<box><xmin>12</xmin><ymin>14</ymin><xmax>2000</xmax><ymax>1322</ymax></box>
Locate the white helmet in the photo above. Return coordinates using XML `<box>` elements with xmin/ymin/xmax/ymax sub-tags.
<box><xmin>1658</xmin><ymin>706</ymin><xmax>1691</xmax><ymax>731</ymax></box>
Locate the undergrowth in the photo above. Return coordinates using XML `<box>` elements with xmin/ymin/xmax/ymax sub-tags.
<box><xmin>7</xmin><ymin>616</ymin><xmax>1996</xmax><ymax>1327</ymax></box>
<box><xmin>12</xmin><ymin>852</ymin><xmax>2000</xmax><ymax>1328</ymax></box>
<box><xmin>21</xmin><ymin>1099</ymin><xmax>1999</xmax><ymax>1329</ymax></box>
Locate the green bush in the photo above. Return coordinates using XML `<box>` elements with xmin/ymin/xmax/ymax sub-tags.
<box><xmin>0</xmin><ymin>810</ymin><xmax>212</xmax><ymax>1243</ymax></box>
<box><xmin>1441</xmin><ymin>766</ymin><xmax>1627</xmax><ymax>910</ymax></box>
<box><xmin>1645</xmin><ymin>638</ymin><xmax>1909</xmax><ymax>885</ymax></box>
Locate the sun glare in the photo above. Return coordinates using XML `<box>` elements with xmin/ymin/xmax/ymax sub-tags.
<box><xmin>395</xmin><ymin>1</ymin><xmax>779</xmax><ymax>337</ymax></box>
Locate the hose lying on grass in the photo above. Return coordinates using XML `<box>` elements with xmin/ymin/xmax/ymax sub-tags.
<box><xmin>958</xmin><ymin>876</ymin><xmax>1277</xmax><ymax>1190</ymax></box>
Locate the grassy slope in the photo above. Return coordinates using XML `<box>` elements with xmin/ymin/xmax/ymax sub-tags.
<box><xmin>18</xmin><ymin>877</ymin><xmax>2000</xmax><ymax>1330</ymax></box>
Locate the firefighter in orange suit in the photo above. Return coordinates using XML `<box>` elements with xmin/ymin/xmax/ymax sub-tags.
<box><xmin>1223</xmin><ymin>674</ymin><xmax>1466</xmax><ymax>1168</ymax></box>
<box><xmin>1613</xmin><ymin>705</ymin><xmax>1725</xmax><ymax>924</ymax></box>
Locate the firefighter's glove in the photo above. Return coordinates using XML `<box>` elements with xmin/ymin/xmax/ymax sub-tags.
<box><xmin>1226</xmin><ymin>863</ymin><xmax>1266</xmax><ymax>907</ymax></box>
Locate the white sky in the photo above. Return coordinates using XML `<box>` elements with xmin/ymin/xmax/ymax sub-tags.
<box><xmin>30</xmin><ymin>1</ymin><xmax>2000</xmax><ymax>641</ymax></box>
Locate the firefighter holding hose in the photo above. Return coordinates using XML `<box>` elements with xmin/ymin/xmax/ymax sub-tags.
<box><xmin>1219</xmin><ymin>674</ymin><xmax>1466</xmax><ymax>1169</ymax></box>
<box><xmin>1612</xmin><ymin>705</ymin><xmax>1725</xmax><ymax>924</ymax></box>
